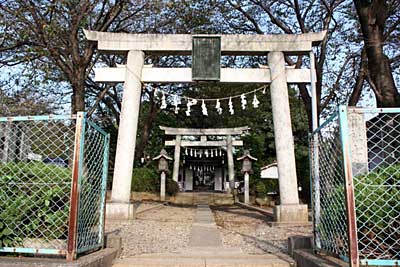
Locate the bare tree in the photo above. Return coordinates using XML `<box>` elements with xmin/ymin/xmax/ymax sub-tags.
<box><xmin>0</xmin><ymin>0</ymin><xmax>146</xmax><ymax>113</ymax></box>
<box><xmin>354</xmin><ymin>0</ymin><xmax>400</xmax><ymax>107</ymax></box>
<box><xmin>218</xmin><ymin>0</ymin><xmax>399</xmax><ymax>126</ymax></box>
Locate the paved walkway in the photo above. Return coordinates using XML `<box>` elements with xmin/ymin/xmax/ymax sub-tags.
<box><xmin>189</xmin><ymin>204</ymin><xmax>222</xmax><ymax>247</ymax></box>
<box><xmin>112</xmin><ymin>205</ymin><xmax>292</xmax><ymax>267</ymax></box>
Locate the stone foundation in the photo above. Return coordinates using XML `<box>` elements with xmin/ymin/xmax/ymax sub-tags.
<box><xmin>106</xmin><ymin>202</ymin><xmax>135</xmax><ymax>220</ymax></box>
<box><xmin>273</xmin><ymin>204</ymin><xmax>308</xmax><ymax>223</ymax></box>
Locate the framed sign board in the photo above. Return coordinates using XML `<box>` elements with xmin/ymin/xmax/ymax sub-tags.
<box><xmin>192</xmin><ymin>36</ymin><xmax>221</xmax><ymax>81</ymax></box>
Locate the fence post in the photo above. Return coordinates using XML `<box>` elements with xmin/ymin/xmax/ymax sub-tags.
<box><xmin>99</xmin><ymin>133</ymin><xmax>110</xmax><ymax>247</ymax></box>
<box><xmin>338</xmin><ymin>105</ymin><xmax>359</xmax><ymax>267</ymax></box>
<box><xmin>309</xmin><ymin>132</ymin><xmax>321</xmax><ymax>251</ymax></box>
<box><xmin>67</xmin><ymin>112</ymin><xmax>86</xmax><ymax>261</ymax></box>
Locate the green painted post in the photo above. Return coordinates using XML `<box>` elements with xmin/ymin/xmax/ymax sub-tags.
<box><xmin>338</xmin><ymin>105</ymin><xmax>359</xmax><ymax>267</ymax></box>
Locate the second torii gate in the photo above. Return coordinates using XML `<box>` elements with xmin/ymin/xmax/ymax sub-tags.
<box><xmin>85</xmin><ymin>30</ymin><xmax>325</xmax><ymax>222</ymax></box>
<box><xmin>160</xmin><ymin>126</ymin><xmax>248</xmax><ymax>191</ymax></box>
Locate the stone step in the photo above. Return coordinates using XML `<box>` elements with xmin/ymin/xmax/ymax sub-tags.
<box><xmin>112</xmin><ymin>254</ymin><xmax>291</xmax><ymax>267</ymax></box>
<box><xmin>131</xmin><ymin>250</ymin><xmax>278</xmax><ymax>259</ymax></box>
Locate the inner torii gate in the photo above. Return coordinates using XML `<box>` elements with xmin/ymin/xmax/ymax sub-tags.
<box><xmin>160</xmin><ymin>126</ymin><xmax>248</xmax><ymax>192</ymax></box>
<box><xmin>85</xmin><ymin>30</ymin><xmax>325</xmax><ymax>222</ymax></box>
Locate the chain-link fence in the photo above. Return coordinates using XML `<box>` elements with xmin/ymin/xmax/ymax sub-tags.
<box><xmin>310</xmin><ymin>106</ymin><xmax>400</xmax><ymax>267</ymax></box>
<box><xmin>0</xmin><ymin>112</ymin><xmax>109</xmax><ymax>261</ymax></box>
<box><xmin>310</xmin><ymin>111</ymin><xmax>349</xmax><ymax>260</ymax></box>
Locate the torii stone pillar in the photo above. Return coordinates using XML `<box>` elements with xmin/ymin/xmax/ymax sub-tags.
<box><xmin>172</xmin><ymin>135</ymin><xmax>182</xmax><ymax>182</ymax></box>
<box><xmin>268</xmin><ymin>51</ymin><xmax>308</xmax><ymax>222</ymax></box>
<box><xmin>226</xmin><ymin>135</ymin><xmax>235</xmax><ymax>192</ymax></box>
<box><xmin>107</xmin><ymin>50</ymin><xmax>144</xmax><ymax>219</ymax></box>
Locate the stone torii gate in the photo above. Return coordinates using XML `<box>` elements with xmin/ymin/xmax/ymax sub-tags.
<box><xmin>160</xmin><ymin>126</ymin><xmax>248</xmax><ymax>191</ymax></box>
<box><xmin>85</xmin><ymin>30</ymin><xmax>325</xmax><ymax>222</ymax></box>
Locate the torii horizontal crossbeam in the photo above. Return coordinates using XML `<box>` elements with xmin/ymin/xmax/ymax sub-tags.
<box><xmin>84</xmin><ymin>30</ymin><xmax>326</xmax><ymax>55</ymax></box>
<box><xmin>159</xmin><ymin>126</ymin><xmax>249</xmax><ymax>136</ymax></box>
<box><xmin>94</xmin><ymin>67</ymin><xmax>314</xmax><ymax>84</ymax></box>
<box><xmin>165</xmin><ymin>140</ymin><xmax>243</xmax><ymax>147</ymax></box>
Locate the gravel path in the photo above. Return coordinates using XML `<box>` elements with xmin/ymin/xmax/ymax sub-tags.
<box><xmin>105</xmin><ymin>202</ymin><xmax>195</xmax><ymax>258</ymax></box>
<box><xmin>212</xmin><ymin>205</ymin><xmax>312</xmax><ymax>255</ymax></box>
<box><xmin>105</xmin><ymin>203</ymin><xmax>311</xmax><ymax>258</ymax></box>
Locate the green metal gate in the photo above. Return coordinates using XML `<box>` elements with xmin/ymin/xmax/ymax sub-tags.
<box><xmin>0</xmin><ymin>112</ymin><xmax>110</xmax><ymax>261</ymax></box>
<box><xmin>310</xmin><ymin>106</ymin><xmax>400</xmax><ymax>267</ymax></box>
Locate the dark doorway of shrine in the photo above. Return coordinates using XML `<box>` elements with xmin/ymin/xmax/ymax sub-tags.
<box><xmin>181</xmin><ymin>147</ymin><xmax>227</xmax><ymax>192</ymax></box>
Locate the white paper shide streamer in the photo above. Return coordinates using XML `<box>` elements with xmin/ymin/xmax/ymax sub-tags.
<box><xmin>215</xmin><ymin>99</ymin><xmax>222</xmax><ymax>115</ymax></box>
<box><xmin>173</xmin><ymin>95</ymin><xmax>180</xmax><ymax>114</ymax></box>
<box><xmin>240</xmin><ymin>94</ymin><xmax>247</xmax><ymax>110</ymax></box>
<box><xmin>201</xmin><ymin>100</ymin><xmax>208</xmax><ymax>116</ymax></box>
<box><xmin>160</xmin><ymin>92</ymin><xmax>167</xmax><ymax>109</ymax></box>
<box><xmin>186</xmin><ymin>99</ymin><xmax>197</xmax><ymax>117</ymax></box>
<box><xmin>252</xmin><ymin>94</ymin><xmax>260</xmax><ymax>108</ymax></box>
<box><xmin>228</xmin><ymin>97</ymin><xmax>234</xmax><ymax>115</ymax></box>
<box><xmin>158</xmin><ymin>85</ymin><xmax>266</xmax><ymax>115</ymax></box>
<box><xmin>186</xmin><ymin>148</ymin><xmax>225</xmax><ymax>158</ymax></box>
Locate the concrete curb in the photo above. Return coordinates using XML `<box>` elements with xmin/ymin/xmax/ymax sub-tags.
<box><xmin>134</xmin><ymin>203</ymin><xmax>166</xmax><ymax>216</ymax></box>
<box><xmin>288</xmin><ymin>236</ymin><xmax>347</xmax><ymax>267</ymax></box>
<box><xmin>235</xmin><ymin>201</ymin><xmax>275</xmax><ymax>218</ymax></box>
<box><xmin>292</xmin><ymin>249</ymin><xmax>347</xmax><ymax>267</ymax></box>
<box><xmin>0</xmin><ymin>248</ymin><xmax>118</xmax><ymax>267</ymax></box>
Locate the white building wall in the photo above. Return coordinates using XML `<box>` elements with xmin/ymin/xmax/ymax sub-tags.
<box><xmin>184</xmin><ymin>167</ymin><xmax>193</xmax><ymax>191</ymax></box>
<box><xmin>214</xmin><ymin>167</ymin><xmax>222</xmax><ymax>191</ymax></box>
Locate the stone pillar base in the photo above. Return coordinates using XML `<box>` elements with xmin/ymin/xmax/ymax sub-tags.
<box><xmin>106</xmin><ymin>202</ymin><xmax>135</xmax><ymax>220</ymax></box>
<box><xmin>274</xmin><ymin>204</ymin><xmax>308</xmax><ymax>223</ymax></box>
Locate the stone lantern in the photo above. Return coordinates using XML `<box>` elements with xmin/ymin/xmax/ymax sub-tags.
<box><xmin>153</xmin><ymin>149</ymin><xmax>172</xmax><ymax>201</ymax></box>
<box><xmin>237</xmin><ymin>150</ymin><xmax>257</xmax><ymax>204</ymax></box>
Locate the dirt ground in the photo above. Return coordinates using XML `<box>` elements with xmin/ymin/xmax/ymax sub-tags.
<box><xmin>212</xmin><ymin>205</ymin><xmax>312</xmax><ymax>254</ymax></box>
<box><xmin>105</xmin><ymin>202</ymin><xmax>195</xmax><ymax>258</ymax></box>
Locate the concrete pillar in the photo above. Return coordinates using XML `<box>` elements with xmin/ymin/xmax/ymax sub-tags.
<box><xmin>111</xmin><ymin>50</ymin><xmax>144</xmax><ymax>205</ymax></box>
<box><xmin>214</xmin><ymin>167</ymin><xmax>222</xmax><ymax>191</ymax></box>
<box><xmin>19</xmin><ymin>125</ymin><xmax>30</xmax><ymax>162</ymax></box>
<box><xmin>172</xmin><ymin>135</ymin><xmax>182</xmax><ymax>182</ymax></box>
<box><xmin>244</xmin><ymin>172</ymin><xmax>250</xmax><ymax>204</ymax></box>
<box><xmin>185</xmin><ymin>167</ymin><xmax>193</xmax><ymax>191</ymax></box>
<box><xmin>348</xmin><ymin>110</ymin><xmax>369</xmax><ymax>176</ymax></box>
<box><xmin>8</xmin><ymin>125</ymin><xmax>16</xmax><ymax>162</ymax></box>
<box><xmin>268</xmin><ymin>51</ymin><xmax>307</xmax><ymax>222</ymax></box>
<box><xmin>1</xmin><ymin>123</ymin><xmax>10</xmax><ymax>163</ymax></box>
<box><xmin>226</xmin><ymin>135</ymin><xmax>235</xmax><ymax>192</ymax></box>
<box><xmin>160</xmin><ymin>171</ymin><xmax>166</xmax><ymax>201</ymax></box>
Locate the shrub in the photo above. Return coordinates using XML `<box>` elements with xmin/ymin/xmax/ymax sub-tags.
<box><xmin>255</xmin><ymin>181</ymin><xmax>267</xmax><ymax>198</ymax></box>
<box><xmin>131</xmin><ymin>167</ymin><xmax>159</xmax><ymax>192</ymax></box>
<box><xmin>0</xmin><ymin>219</ymin><xmax>19</xmax><ymax>247</ymax></box>
<box><xmin>166</xmin><ymin>179</ymin><xmax>179</xmax><ymax>196</ymax></box>
<box><xmin>0</xmin><ymin>162</ymin><xmax>71</xmax><ymax>246</ymax></box>
<box><xmin>319</xmin><ymin>164</ymin><xmax>400</xmax><ymax>257</ymax></box>
<box><xmin>353</xmin><ymin>164</ymin><xmax>399</xmax><ymax>256</ymax></box>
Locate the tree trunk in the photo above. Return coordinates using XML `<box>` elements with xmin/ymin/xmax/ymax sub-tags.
<box><xmin>354</xmin><ymin>0</ymin><xmax>400</xmax><ymax>107</ymax></box>
<box><xmin>298</xmin><ymin>84</ymin><xmax>313</xmax><ymax>131</ymax></box>
<box><xmin>70</xmin><ymin>69</ymin><xmax>86</xmax><ymax>114</ymax></box>
<box><xmin>349</xmin><ymin>48</ymin><xmax>368</xmax><ymax>106</ymax></box>
<box><xmin>134</xmin><ymin>91</ymin><xmax>158</xmax><ymax>162</ymax></box>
